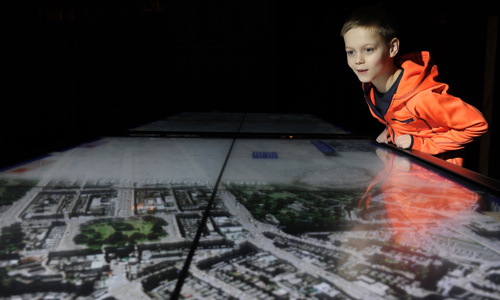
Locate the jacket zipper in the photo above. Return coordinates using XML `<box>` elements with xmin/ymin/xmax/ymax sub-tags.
<box><xmin>364</xmin><ymin>83</ymin><xmax>397</xmax><ymax>142</ymax></box>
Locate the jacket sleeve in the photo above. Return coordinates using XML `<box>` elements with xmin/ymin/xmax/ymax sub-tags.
<box><xmin>410</xmin><ymin>91</ymin><xmax>488</xmax><ymax>155</ymax></box>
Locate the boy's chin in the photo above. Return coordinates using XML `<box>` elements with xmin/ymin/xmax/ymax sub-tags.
<box><xmin>354</xmin><ymin>74</ymin><xmax>371</xmax><ymax>83</ymax></box>
<box><xmin>356</xmin><ymin>77</ymin><xmax>371</xmax><ymax>83</ymax></box>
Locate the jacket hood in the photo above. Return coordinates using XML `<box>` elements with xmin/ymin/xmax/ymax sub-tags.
<box><xmin>393</xmin><ymin>51</ymin><xmax>442</xmax><ymax>101</ymax></box>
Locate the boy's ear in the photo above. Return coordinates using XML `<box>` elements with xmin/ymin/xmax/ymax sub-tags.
<box><xmin>389</xmin><ymin>38</ymin><xmax>400</xmax><ymax>58</ymax></box>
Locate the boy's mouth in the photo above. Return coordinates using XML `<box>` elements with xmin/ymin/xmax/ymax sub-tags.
<box><xmin>357</xmin><ymin>69</ymin><xmax>368</xmax><ymax>74</ymax></box>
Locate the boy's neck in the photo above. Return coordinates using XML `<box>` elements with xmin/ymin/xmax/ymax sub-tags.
<box><xmin>372</xmin><ymin>66</ymin><xmax>402</xmax><ymax>94</ymax></box>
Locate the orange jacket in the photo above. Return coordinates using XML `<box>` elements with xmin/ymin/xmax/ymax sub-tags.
<box><xmin>363</xmin><ymin>51</ymin><xmax>488</xmax><ymax>166</ymax></box>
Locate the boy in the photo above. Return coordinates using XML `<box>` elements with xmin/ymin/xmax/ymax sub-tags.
<box><xmin>340</xmin><ymin>6</ymin><xmax>488</xmax><ymax>166</ymax></box>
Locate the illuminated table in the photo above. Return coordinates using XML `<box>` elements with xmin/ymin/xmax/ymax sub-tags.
<box><xmin>0</xmin><ymin>113</ymin><xmax>499</xmax><ymax>299</ymax></box>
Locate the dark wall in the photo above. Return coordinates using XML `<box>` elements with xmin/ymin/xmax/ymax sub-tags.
<box><xmin>4</xmin><ymin>1</ymin><xmax>499</xmax><ymax>179</ymax></box>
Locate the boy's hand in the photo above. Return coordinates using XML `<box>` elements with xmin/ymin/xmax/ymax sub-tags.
<box><xmin>376</xmin><ymin>129</ymin><xmax>391</xmax><ymax>144</ymax></box>
<box><xmin>395</xmin><ymin>134</ymin><xmax>412</xmax><ymax>149</ymax></box>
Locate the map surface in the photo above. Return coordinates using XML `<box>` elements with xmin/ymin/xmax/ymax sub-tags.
<box><xmin>0</xmin><ymin>136</ymin><xmax>499</xmax><ymax>300</ymax></box>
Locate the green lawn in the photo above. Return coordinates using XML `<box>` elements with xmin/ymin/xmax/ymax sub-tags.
<box><xmin>74</xmin><ymin>217</ymin><xmax>167</xmax><ymax>248</ymax></box>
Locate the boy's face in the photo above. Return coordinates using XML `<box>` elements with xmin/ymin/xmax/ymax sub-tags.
<box><xmin>343</xmin><ymin>27</ymin><xmax>396</xmax><ymax>88</ymax></box>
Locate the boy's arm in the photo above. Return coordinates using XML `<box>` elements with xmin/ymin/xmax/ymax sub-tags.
<box><xmin>410</xmin><ymin>92</ymin><xmax>488</xmax><ymax>155</ymax></box>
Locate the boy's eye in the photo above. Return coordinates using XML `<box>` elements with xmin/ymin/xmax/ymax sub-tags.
<box><xmin>365</xmin><ymin>48</ymin><xmax>374</xmax><ymax>53</ymax></box>
<box><xmin>346</xmin><ymin>50</ymin><xmax>354</xmax><ymax>56</ymax></box>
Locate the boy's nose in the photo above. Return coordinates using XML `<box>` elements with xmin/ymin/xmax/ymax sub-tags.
<box><xmin>355</xmin><ymin>54</ymin><xmax>364</xmax><ymax>64</ymax></box>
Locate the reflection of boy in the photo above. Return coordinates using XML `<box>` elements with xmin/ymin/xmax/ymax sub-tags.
<box><xmin>341</xmin><ymin>6</ymin><xmax>488</xmax><ymax>166</ymax></box>
<box><xmin>360</xmin><ymin>148</ymin><xmax>479</xmax><ymax>247</ymax></box>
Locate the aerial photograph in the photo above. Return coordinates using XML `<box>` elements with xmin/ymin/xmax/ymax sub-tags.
<box><xmin>0</xmin><ymin>137</ymin><xmax>499</xmax><ymax>299</ymax></box>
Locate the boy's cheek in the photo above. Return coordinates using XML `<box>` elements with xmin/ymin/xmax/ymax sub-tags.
<box><xmin>347</xmin><ymin>62</ymin><xmax>356</xmax><ymax>74</ymax></box>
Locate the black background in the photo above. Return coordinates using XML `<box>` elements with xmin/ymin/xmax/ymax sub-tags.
<box><xmin>4</xmin><ymin>1</ymin><xmax>500</xmax><ymax>180</ymax></box>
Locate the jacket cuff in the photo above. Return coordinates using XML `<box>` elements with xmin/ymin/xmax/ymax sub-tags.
<box><xmin>410</xmin><ymin>135</ymin><xmax>419</xmax><ymax>150</ymax></box>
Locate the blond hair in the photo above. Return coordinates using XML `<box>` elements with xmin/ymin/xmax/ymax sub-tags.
<box><xmin>340</xmin><ymin>5</ymin><xmax>399</xmax><ymax>44</ymax></box>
